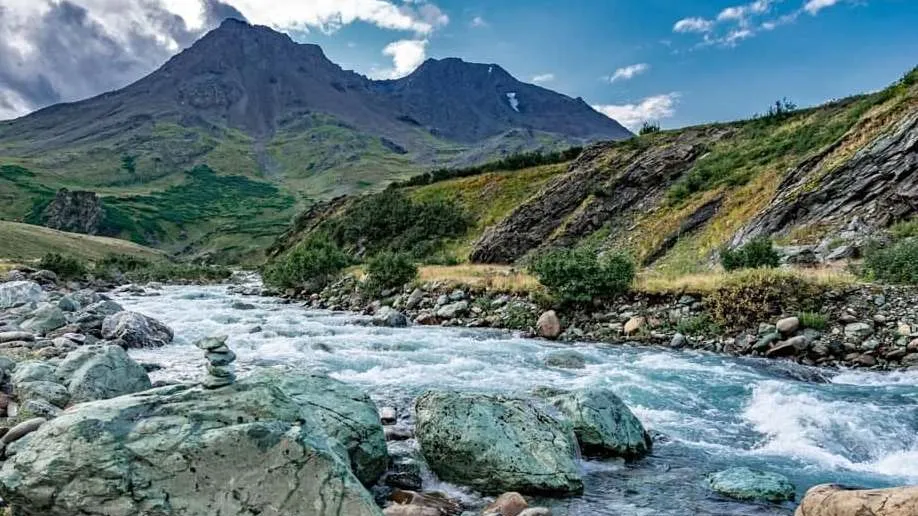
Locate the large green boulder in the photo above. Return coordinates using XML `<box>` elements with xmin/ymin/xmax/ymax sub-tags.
<box><xmin>19</xmin><ymin>303</ymin><xmax>66</xmax><ymax>335</ymax></box>
<box><xmin>0</xmin><ymin>377</ymin><xmax>383</xmax><ymax>516</ymax></box>
<box><xmin>706</xmin><ymin>467</ymin><xmax>795</xmax><ymax>503</ymax></box>
<box><xmin>415</xmin><ymin>391</ymin><xmax>583</xmax><ymax>495</ymax></box>
<box><xmin>553</xmin><ymin>387</ymin><xmax>651</xmax><ymax>459</ymax></box>
<box><xmin>253</xmin><ymin>371</ymin><xmax>388</xmax><ymax>485</ymax></box>
<box><xmin>55</xmin><ymin>345</ymin><xmax>152</xmax><ymax>403</ymax></box>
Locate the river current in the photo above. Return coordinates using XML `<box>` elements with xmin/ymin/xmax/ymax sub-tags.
<box><xmin>115</xmin><ymin>282</ymin><xmax>918</xmax><ymax>516</ymax></box>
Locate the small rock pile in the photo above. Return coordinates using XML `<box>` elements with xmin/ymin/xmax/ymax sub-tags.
<box><xmin>196</xmin><ymin>336</ymin><xmax>236</xmax><ymax>388</ymax></box>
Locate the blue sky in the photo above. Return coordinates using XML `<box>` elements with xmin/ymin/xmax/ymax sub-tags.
<box><xmin>295</xmin><ymin>0</ymin><xmax>918</xmax><ymax>129</ymax></box>
<box><xmin>1</xmin><ymin>0</ymin><xmax>916</xmax><ymax>128</ymax></box>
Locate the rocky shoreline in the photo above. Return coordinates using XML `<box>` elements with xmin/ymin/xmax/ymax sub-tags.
<box><xmin>296</xmin><ymin>275</ymin><xmax>918</xmax><ymax>372</ymax></box>
<box><xmin>0</xmin><ymin>265</ymin><xmax>915</xmax><ymax>515</ymax></box>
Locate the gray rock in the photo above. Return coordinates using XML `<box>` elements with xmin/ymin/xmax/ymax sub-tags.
<box><xmin>0</xmin><ymin>379</ymin><xmax>383</xmax><ymax>516</ymax></box>
<box><xmin>0</xmin><ymin>281</ymin><xmax>46</xmax><ymax>309</ymax></box>
<box><xmin>776</xmin><ymin>317</ymin><xmax>800</xmax><ymax>336</ymax></box>
<box><xmin>553</xmin><ymin>388</ymin><xmax>651</xmax><ymax>459</ymax></box>
<box><xmin>706</xmin><ymin>467</ymin><xmax>795</xmax><ymax>503</ymax></box>
<box><xmin>20</xmin><ymin>303</ymin><xmax>67</xmax><ymax>334</ymax></box>
<box><xmin>22</xmin><ymin>399</ymin><xmax>62</xmax><ymax>419</ymax></box>
<box><xmin>754</xmin><ymin>333</ymin><xmax>781</xmax><ymax>352</ymax></box>
<box><xmin>17</xmin><ymin>381</ymin><xmax>70</xmax><ymax>408</ymax></box>
<box><xmin>82</xmin><ymin>299</ymin><xmax>123</xmax><ymax>316</ymax></box>
<box><xmin>257</xmin><ymin>371</ymin><xmax>389</xmax><ymax>486</ymax></box>
<box><xmin>544</xmin><ymin>350</ymin><xmax>586</xmax><ymax>369</ymax></box>
<box><xmin>101</xmin><ymin>311</ymin><xmax>173</xmax><ymax>348</ymax></box>
<box><xmin>536</xmin><ymin>311</ymin><xmax>562</xmax><ymax>339</ymax></box>
<box><xmin>670</xmin><ymin>333</ymin><xmax>688</xmax><ymax>349</ymax></box>
<box><xmin>0</xmin><ymin>418</ymin><xmax>46</xmax><ymax>446</ymax></box>
<box><xmin>414</xmin><ymin>391</ymin><xmax>582</xmax><ymax>495</ymax></box>
<box><xmin>373</xmin><ymin>307</ymin><xmax>409</xmax><ymax>328</ymax></box>
<box><xmin>448</xmin><ymin>289</ymin><xmax>466</xmax><ymax>302</ymax></box>
<box><xmin>844</xmin><ymin>322</ymin><xmax>874</xmax><ymax>341</ymax></box>
<box><xmin>57</xmin><ymin>295</ymin><xmax>80</xmax><ymax>312</ymax></box>
<box><xmin>205</xmin><ymin>350</ymin><xmax>236</xmax><ymax>366</ymax></box>
<box><xmin>436</xmin><ymin>301</ymin><xmax>469</xmax><ymax>319</ymax></box>
<box><xmin>55</xmin><ymin>345</ymin><xmax>152</xmax><ymax>403</ymax></box>
<box><xmin>0</xmin><ymin>331</ymin><xmax>34</xmax><ymax>343</ymax></box>
<box><xmin>406</xmin><ymin>289</ymin><xmax>425</xmax><ymax>309</ymax></box>
<box><xmin>518</xmin><ymin>510</ymin><xmax>552</xmax><ymax>516</ymax></box>
<box><xmin>11</xmin><ymin>361</ymin><xmax>56</xmax><ymax>387</ymax></box>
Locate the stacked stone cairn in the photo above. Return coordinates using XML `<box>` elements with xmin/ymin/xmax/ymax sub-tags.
<box><xmin>196</xmin><ymin>335</ymin><xmax>236</xmax><ymax>388</ymax></box>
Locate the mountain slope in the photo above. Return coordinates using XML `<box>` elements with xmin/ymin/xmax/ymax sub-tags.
<box><xmin>272</xmin><ymin>68</ymin><xmax>918</xmax><ymax>274</ymax></box>
<box><xmin>0</xmin><ymin>19</ymin><xmax>630</xmax><ymax>261</ymax></box>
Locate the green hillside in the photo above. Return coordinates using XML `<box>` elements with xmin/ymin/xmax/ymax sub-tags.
<box><xmin>0</xmin><ymin>220</ymin><xmax>164</xmax><ymax>262</ymax></box>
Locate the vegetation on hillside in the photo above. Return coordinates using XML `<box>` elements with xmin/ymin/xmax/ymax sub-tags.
<box><xmin>720</xmin><ymin>238</ymin><xmax>781</xmax><ymax>271</ymax></box>
<box><xmin>393</xmin><ymin>147</ymin><xmax>581</xmax><ymax>188</ymax></box>
<box><xmin>362</xmin><ymin>251</ymin><xmax>419</xmax><ymax>297</ymax></box>
<box><xmin>35</xmin><ymin>252</ymin><xmax>231</xmax><ymax>283</ymax></box>
<box><xmin>262</xmin><ymin>235</ymin><xmax>351</xmax><ymax>290</ymax></box>
<box><xmin>528</xmin><ymin>247</ymin><xmax>635</xmax><ymax>305</ymax></box>
<box><xmin>0</xmin><ymin>220</ymin><xmax>164</xmax><ymax>262</ymax></box>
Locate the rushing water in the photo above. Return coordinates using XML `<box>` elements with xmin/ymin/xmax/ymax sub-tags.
<box><xmin>115</xmin><ymin>282</ymin><xmax>918</xmax><ymax>516</ymax></box>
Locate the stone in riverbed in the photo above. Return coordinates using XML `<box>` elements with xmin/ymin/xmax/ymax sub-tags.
<box><xmin>0</xmin><ymin>418</ymin><xmax>45</xmax><ymax>447</ymax></box>
<box><xmin>794</xmin><ymin>484</ymin><xmax>918</xmax><ymax>516</ymax></box>
<box><xmin>204</xmin><ymin>350</ymin><xmax>236</xmax><ymax>366</ymax></box>
<box><xmin>16</xmin><ymin>381</ymin><xmax>70</xmax><ymax>408</ymax></box>
<box><xmin>436</xmin><ymin>301</ymin><xmax>468</xmax><ymax>319</ymax></box>
<box><xmin>553</xmin><ymin>388</ymin><xmax>651</xmax><ymax>459</ymax></box>
<box><xmin>0</xmin><ymin>281</ymin><xmax>46</xmax><ymax>309</ymax></box>
<box><xmin>20</xmin><ymin>303</ymin><xmax>67</xmax><ymax>334</ymax></box>
<box><xmin>623</xmin><ymin>316</ymin><xmax>646</xmax><ymax>336</ymax></box>
<box><xmin>0</xmin><ymin>331</ymin><xmax>34</xmax><ymax>343</ymax></box>
<box><xmin>11</xmin><ymin>361</ymin><xmax>56</xmax><ymax>386</ymax></box>
<box><xmin>544</xmin><ymin>350</ymin><xmax>586</xmax><ymax>369</ymax></box>
<box><xmin>706</xmin><ymin>467</ymin><xmax>795</xmax><ymax>503</ymax></box>
<box><xmin>373</xmin><ymin>307</ymin><xmax>409</xmax><ymax>328</ymax></box>
<box><xmin>536</xmin><ymin>311</ymin><xmax>561</xmax><ymax>339</ymax></box>
<box><xmin>414</xmin><ymin>391</ymin><xmax>582</xmax><ymax>495</ymax></box>
<box><xmin>55</xmin><ymin>345</ymin><xmax>152</xmax><ymax>403</ymax></box>
<box><xmin>844</xmin><ymin>322</ymin><xmax>873</xmax><ymax>341</ymax></box>
<box><xmin>776</xmin><ymin>317</ymin><xmax>800</xmax><ymax>336</ymax></box>
<box><xmin>101</xmin><ymin>311</ymin><xmax>173</xmax><ymax>348</ymax></box>
<box><xmin>0</xmin><ymin>378</ymin><xmax>384</xmax><ymax>516</ymax></box>
<box><xmin>483</xmin><ymin>492</ymin><xmax>528</xmax><ymax>516</ymax></box>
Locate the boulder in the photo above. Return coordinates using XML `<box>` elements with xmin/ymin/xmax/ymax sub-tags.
<box><xmin>844</xmin><ymin>322</ymin><xmax>874</xmax><ymax>341</ymax></box>
<box><xmin>776</xmin><ymin>317</ymin><xmax>800</xmax><ymax>336</ymax></box>
<box><xmin>553</xmin><ymin>388</ymin><xmax>651</xmax><ymax>459</ymax></box>
<box><xmin>256</xmin><ymin>371</ymin><xmax>388</xmax><ymax>485</ymax></box>
<box><xmin>544</xmin><ymin>350</ymin><xmax>587</xmax><ymax>369</ymax></box>
<box><xmin>16</xmin><ymin>380</ymin><xmax>70</xmax><ymax>408</ymax></box>
<box><xmin>623</xmin><ymin>316</ymin><xmax>646</xmax><ymax>336</ymax></box>
<box><xmin>373</xmin><ymin>307</ymin><xmax>409</xmax><ymax>328</ymax></box>
<box><xmin>55</xmin><ymin>345</ymin><xmax>152</xmax><ymax>403</ymax></box>
<box><xmin>19</xmin><ymin>303</ymin><xmax>67</xmax><ymax>334</ymax></box>
<box><xmin>483</xmin><ymin>492</ymin><xmax>528</xmax><ymax>516</ymax></box>
<box><xmin>536</xmin><ymin>311</ymin><xmax>561</xmax><ymax>339</ymax></box>
<box><xmin>414</xmin><ymin>391</ymin><xmax>582</xmax><ymax>495</ymax></box>
<box><xmin>0</xmin><ymin>281</ymin><xmax>46</xmax><ymax>309</ymax></box>
<box><xmin>0</xmin><ymin>331</ymin><xmax>34</xmax><ymax>343</ymax></box>
<box><xmin>0</xmin><ymin>378</ymin><xmax>383</xmax><ymax>516</ymax></box>
<box><xmin>794</xmin><ymin>484</ymin><xmax>918</xmax><ymax>516</ymax></box>
<box><xmin>11</xmin><ymin>361</ymin><xmax>56</xmax><ymax>387</ymax></box>
<box><xmin>706</xmin><ymin>467</ymin><xmax>795</xmax><ymax>503</ymax></box>
<box><xmin>436</xmin><ymin>301</ymin><xmax>469</xmax><ymax>319</ymax></box>
<box><xmin>101</xmin><ymin>311</ymin><xmax>173</xmax><ymax>348</ymax></box>
<box><xmin>57</xmin><ymin>295</ymin><xmax>80</xmax><ymax>312</ymax></box>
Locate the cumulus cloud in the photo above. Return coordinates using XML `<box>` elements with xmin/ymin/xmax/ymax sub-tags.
<box><xmin>0</xmin><ymin>0</ymin><xmax>448</xmax><ymax>119</ymax></box>
<box><xmin>372</xmin><ymin>38</ymin><xmax>428</xmax><ymax>79</ymax></box>
<box><xmin>592</xmin><ymin>93</ymin><xmax>679</xmax><ymax>130</ymax></box>
<box><xmin>470</xmin><ymin>16</ymin><xmax>488</xmax><ymax>28</ymax></box>
<box><xmin>606</xmin><ymin>63</ymin><xmax>650</xmax><ymax>83</ymax></box>
<box><xmin>531</xmin><ymin>73</ymin><xmax>555</xmax><ymax>84</ymax></box>
<box><xmin>673</xmin><ymin>0</ymin><xmax>850</xmax><ymax>48</ymax></box>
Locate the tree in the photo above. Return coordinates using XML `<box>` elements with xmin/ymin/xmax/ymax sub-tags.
<box><xmin>121</xmin><ymin>155</ymin><xmax>137</xmax><ymax>176</ymax></box>
<box><xmin>639</xmin><ymin>121</ymin><xmax>661</xmax><ymax>135</ymax></box>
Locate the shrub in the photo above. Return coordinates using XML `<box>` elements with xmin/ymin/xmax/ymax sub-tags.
<box><xmin>675</xmin><ymin>314</ymin><xmax>721</xmax><ymax>336</ymax></box>
<box><xmin>798</xmin><ymin>311</ymin><xmax>828</xmax><ymax>331</ymax></box>
<box><xmin>890</xmin><ymin>217</ymin><xmax>918</xmax><ymax>240</ymax></box>
<box><xmin>529</xmin><ymin>247</ymin><xmax>634</xmax><ymax>304</ymax></box>
<box><xmin>123</xmin><ymin>263</ymin><xmax>232</xmax><ymax>284</ymax></box>
<box><xmin>263</xmin><ymin>235</ymin><xmax>350</xmax><ymax>290</ymax></box>
<box><xmin>720</xmin><ymin>237</ymin><xmax>781</xmax><ymax>271</ymax></box>
<box><xmin>363</xmin><ymin>251</ymin><xmax>418</xmax><ymax>297</ymax></box>
<box><xmin>706</xmin><ymin>269</ymin><xmax>821</xmax><ymax>328</ymax></box>
<box><xmin>39</xmin><ymin>253</ymin><xmax>86</xmax><ymax>280</ymax></box>
<box><xmin>639</xmin><ymin>121</ymin><xmax>661</xmax><ymax>135</ymax></box>
<box><xmin>861</xmin><ymin>237</ymin><xmax>918</xmax><ymax>284</ymax></box>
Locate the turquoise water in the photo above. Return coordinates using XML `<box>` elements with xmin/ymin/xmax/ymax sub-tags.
<box><xmin>118</xmin><ymin>283</ymin><xmax>918</xmax><ymax>515</ymax></box>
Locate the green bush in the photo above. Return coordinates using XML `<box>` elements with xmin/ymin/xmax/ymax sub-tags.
<box><xmin>363</xmin><ymin>251</ymin><xmax>418</xmax><ymax>297</ymax></box>
<box><xmin>798</xmin><ymin>311</ymin><xmax>828</xmax><ymax>331</ymax></box>
<box><xmin>263</xmin><ymin>235</ymin><xmax>350</xmax><ymax>290</ymax></box>
<box><xmin>861</xmin><ymin>238</ymin><xmax>918</xmax><ymax>284</ymax></box>
<box><xmin>675</xmin><ymin>314</ymin><xmax>721</xmax><ymax>336</ymax></box>
<box><xmin>890</xmin><ymin>217</ymin><xmax>918</xmax><ymax>240</ymax></box>
<box><xmin>39</xmin><ymin>253</ymin><xmax>87</xmax><ymax>280</ymax></box>
<box><xmin>720</xmin><ymin>238</ymin><xmax>781</xmax><ymax>271</ymax></box>
<box><xmin>529</xmin><ymin>248</ymin><xmax>634</xmax><ymax>304</ymax></box>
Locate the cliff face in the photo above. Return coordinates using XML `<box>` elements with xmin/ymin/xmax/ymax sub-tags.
<box><xmin>41</xmin><ymin>189</ymin><xmax>104</xmax><ymax>235</ymax></box>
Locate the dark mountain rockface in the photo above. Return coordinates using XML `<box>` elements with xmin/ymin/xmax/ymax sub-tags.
<box><xmin>40</xmin><ymin>189</ymin><xmax>104</xmax><ymax>235</ymax></box>
<box><xmin>0</xmin><ymin>19</ymin><xmax>630</xmax><ymax>158</ymax></box>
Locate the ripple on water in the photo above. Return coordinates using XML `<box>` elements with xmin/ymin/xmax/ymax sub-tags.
<box><xmin>117</xmin><ymin>283</ymin><xmax>918</xmax><ymax>515</ymax></box>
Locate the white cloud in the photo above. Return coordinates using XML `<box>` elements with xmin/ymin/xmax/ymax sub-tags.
<box><xmin>606</xmin><ymin>63</ymin><xmax>650</xmax><ymax>83</ymax></box>
<box><xmin>592</xmin><ymin>93</ymin><xmax>679</xmax><ymax>130</ymax></box>
<box><xmin>674</xmin><ymin>0</ymin><xmax>848</xmax><ymax>48</ymax></box>
<box><xmin>673</xmin><ymin>17</ymin><xmax>714</xmax><ymax>33</ymax></box>
<box><xmin>373</xmin><ymin>38</ymin><xmax>428</xmax><ymax>79</ymax></box>
<box><xmin>470</xmin><ymin>16</ymin><xmax>488</xmax><ymax>28</ymax></box>
<box><xmin>531</xmin><ymin>73</ymin><xmax>555</xmax><ymax>84</ymax></box>
<box><xmin>804</xmin><ymin>0</ymin><xmax>840</xmax><ymax>14</ymax></box>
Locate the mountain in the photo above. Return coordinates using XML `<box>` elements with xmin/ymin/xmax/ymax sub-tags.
<box><xmin>0</xmin><ymin>19</ymin><xmax>630</xmax><ymax>262</ymax></box>
<box><xmin>270</xmin><ymin>67</ymin><xmax>918</xmax><ymax>275</ymax></box>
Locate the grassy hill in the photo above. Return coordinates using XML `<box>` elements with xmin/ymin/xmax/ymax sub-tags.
<box><xmin>0</xmin><ymin>220</ymin><xmax>164</xmax><ymax>262</ymax></box>
<box><xmin>271</xmin><ymin>67</ymin><xmax>918</xmax><ymax>277</ymax></box>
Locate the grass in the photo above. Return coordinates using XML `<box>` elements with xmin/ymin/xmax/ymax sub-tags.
<box><xmin>0</xmin><ymin>220</ymin><xmax>165</xmax><ymax>262</ymax></box>
<box><xmin>636</xmin><ymin>266</ymin><xmax>857</xmax><ymax>296</ymax></box>
<box><xmin>416</xmin><ymin>264</ymin><xmax>540</xmax><ymax>293</ymax></box>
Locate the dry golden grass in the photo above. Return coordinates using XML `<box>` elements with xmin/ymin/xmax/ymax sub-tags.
<box><xmin>417</xmin><ymin>264</ymin><xmax>540</xmax><ymax>293</ymax></box>
<box><xmin>637</xmin><ymin>265</ymin><xmax>858</xmax><ymax>295</ymax></box>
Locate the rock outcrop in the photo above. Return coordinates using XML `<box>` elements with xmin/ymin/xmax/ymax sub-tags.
<box><xmin>414</xmin><ymin>391</ymin><xmax>582</xmax><ymax>495</ymax></box>
<box><xmin>553</xmin><ymin>388</ymin><xmax>651</xmax><ymax>459</ymax></box>
<box><xmin>40</xmin><ymin>188</ymin><xmax>105</xmax><ymax>235</ymax></box>
<box><xmin>795</xmin><ymin>484</ymin><xmax>918</xmax><ymax>515</ymax></box>
<box><xmin>101</xmin><ymin>311</ymin><xmax>174</xmax><ymax>348</ymax></box>
<box><xmin>0</xmin><ymin>281</ymin><xmax>46</xmax><ymax>309</ymax></box>
<box><xmin>0</xmin><ymin>376</ymin><xmax>384</xmax><ymax>516</ymax></box>
<box><xmin>55</xmin><ymin>345</ymin><xmax>152</xmax><ymax>403</ymax></box>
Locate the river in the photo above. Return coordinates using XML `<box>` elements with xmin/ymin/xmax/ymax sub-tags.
<box><xmin>115</xmin><ymin>282</ymin><xmax>918</xmax><ymax>516</ymax></box>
